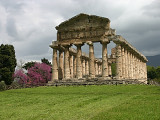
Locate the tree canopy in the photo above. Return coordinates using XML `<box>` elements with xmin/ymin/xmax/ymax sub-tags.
<box><xmin>0</xmin><ymin>44</ymin><xmax>17</xmax><ymax>85</ymax></box>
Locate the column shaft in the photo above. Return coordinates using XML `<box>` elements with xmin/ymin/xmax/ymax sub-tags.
<box><xmin>76</xmin><ymin>45</ymin><xmax>83</xmax><ymax>79</ymax></box>
<box><xmin>82</xmin><ymin>59</ymin><xmax>86</xmax><ymax>77</ymax></box>
<box><xmin>64</xmin><ymin>46</ymin><xmax>70</xmax><ymax>79</ymax></box>
<box><xmin>70</xmin><ymin>55</ymin><xmax>73</xmax><ymax>78</ymax></box>
<box><xmin>95</xmin><ymin>62</ymin><xmax>99</xmax><ymax>75</ymax></box>
<box><xmin>116</xmin><ymin>44</ymin><xmax>122</xmax><ymax>79</ymax></box>
<box><xmin>85</xmin><ymin>60</ymin><xmax>89</xmax><ymax>76</ymax></box>
<box><xmin>52</xmin><ymin>48</ymin><xmax>58</xmax><ymax>81</ymax></box>
<box><xmin>102</xmin><ymin>43</ymin><xmax>109</xmax><ymax>77</ymax></box>
<box><xmin>73</xmin><ymin>56</ymin><xmax>77</xmax><ymax>78</ymax></box>
<box><xmin>58</xmin><ymin>50</ymin><xmax>63</xmax><ymax>80</ymax></box>
<box><xmin>122</xmin><ymin>47</ymin><xmax>125</xmax><ymax>79</ymax></box>
<box><xmin>88</xmin><ymin>42</ymin><xmax>95</xmax><ymax>78</ymax></box>
<box><xmin>108</xmin><ymin>64</ymin><xmax>112</xmax><ymax>76</ymax></box>
<box><xmin>125</xmin><ymin>50</ymin><xmax>128</xmax><ymax>79</ymax></box>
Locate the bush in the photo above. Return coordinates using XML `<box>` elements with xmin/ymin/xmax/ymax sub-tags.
<box><xmin>13</xmin><ymin>69</ymin><xmax>29</xmax><ymax>86</ymax></box>
<box><xmin>153</xmin><ymin>78</ymin><xmax>160</xmax><ymax>84</ymax></box>
<box><xmin>13</xmin><ymin>63</ymin><xmax>51</xmax><ymax>87</ymax></box>
<box><xmin>27</xmin><ymin>63</ymin><xmax>51</xmax><ymax>86</ymax></box>
<box><xmin>0</xmin><ymin>81</ymin><xmax>6</xmax><ymax>91</ymax></box>
<box><xmin>0</xmin><ymin>67</ymin><xmax>13</xmax><ymax>85</ymax></box>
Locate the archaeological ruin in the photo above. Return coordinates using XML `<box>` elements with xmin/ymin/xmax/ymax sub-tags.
<box><xmin>49</xmin><ymin>13</ymin><xmax>148</xmax><ymax>85</ymax></box>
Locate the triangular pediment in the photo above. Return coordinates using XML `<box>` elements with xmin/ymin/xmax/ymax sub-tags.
<box><xmin>56</xmin><ymin>13</ymin><xmax>110</xmax><ymax>31</ymax></box>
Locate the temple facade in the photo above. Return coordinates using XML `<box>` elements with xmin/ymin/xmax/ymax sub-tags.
<box><xmin>49</xmin><ymin>13</ymin><xmax>148</xmax><ymax>85</ymax></box>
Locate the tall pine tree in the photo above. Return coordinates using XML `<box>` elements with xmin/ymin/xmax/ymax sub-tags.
<box><xmin>0</xmin><ymin>44</ymin><xmax>17</xmax><ymax>85</ymax></box>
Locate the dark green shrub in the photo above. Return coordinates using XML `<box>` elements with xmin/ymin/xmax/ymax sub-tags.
<box><xmin>0</xmin><ymin>44</ymin><xmax>17</xmax><ymax>85</ymax></box>
<box><xmin>0</xmin><ymin>67</ymin><xmax>13</xmax><ymax>85</ymax></box>
<box><xmin>0</xmin><ymin>81</ymin><xmax>6</xmax><ymax>91</ymax></box>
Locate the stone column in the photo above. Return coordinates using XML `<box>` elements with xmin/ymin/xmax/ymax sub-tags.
<box><xmin>70</xmin><ymin>54</ymin><xmax>73</xmax><ymax>78</ymax></box>
<box><xmin>135</xmin><ymin>57</ymin><xmax>139</xmax><ymax>79</ymax></box>
<box><xmin>102</xmin><ymin>42</ymin><xmax>109</xmax><ymax>77</ymax></box>
<box><xmin>116</xmin><ymin>44</ymin><xmax>122</xmax><ymax>79</ymax></box>
<box><xmin>137</xmin><ymin>59</ymin><xmax>140</xmax><ymax>79</ymax></box>
<box><xmin>82</xmin><ymin>59</ymin><xmax>86</xmax><ymax>77</ymax></box>
<box><xmin>139</xmin><ymin>60</ymin><xmax>142</xmax><ymax>79</ymax></box>
<box><xmin>76</xmin><ymin>44</ymin><xmax>83</xmax><ymax>79</ymax></box>
<box><xmin>98</xmin><ymin>63</ymin><xmax>102</xmax><ymax>75</ymax></box>
<box><xmin>132</xmin><ymin>55</ymin><xmax>135</xmax><ymax>79</ymax></box>
<box><xmin>58</xmin><ymin>50</ymin><xmax>63</xmax><ymax>80</ymax></box>
<box><xmin>52</xmin><ymin>48</ymin><xmax>58</xmax><ymax>81</ymax></box>
<box><xmin>127</xmin><ymin>51</ymin><xmax>131</xmax><ymax>79</ymax></box>
<box><xmin>73</xmin><ymin>56</ymin><xmax>77</xmax><ymax>78</ymax></box>
<box><xmin>85</xmin><ymin>60</ymin><xmax>89</xmax><ymax>76</ymax></box>
<box><xmin>141</xmin><ymin>62</ymin><xmax>144</xmax><ymax>79</ymax></box>
<box><xmin>108</xmin><ymin>63</ymin><xmax>112</xmax><ymax>76</ymax></box>
<box><xmin>64</xmin><ymin>45</ymin><xmax>70</xmax><ymax>79</ymax></box>
<box><xmin>87</xmin><ymin>41</ymin><xmax>95</xmax><ymax>78</ymax></box>
<box><xmin>130</xmin><ymin>54</ymin><xmax>136</xmax><ymax>79</ymax></box>
<box><xmin>144</xmin><ymin>62</ymin><xmax>147</xmax><ymax>79</ymax></box>
<box><xmin>122</xmin><ymin>47</ymin><xmax>125</xmax><ymax>79</ymax></box>
<box><xmin>125</xmin><ymin>49</ymin><xmax>128</xmax><ymax>79</ymax></box>
<box><xmin>141</xmin><ymin>62</ymin><xmax>143</xmax><ymax>79</ymax></box>
<box><xmin>95</xmin><ymin>61</ymin><xmax>99</xmax><ymax>76</ymax></box>
<box><xmin>130</xmin><ymin>53</ymin><xmax>133</xmax><ymax>79</ymax></box>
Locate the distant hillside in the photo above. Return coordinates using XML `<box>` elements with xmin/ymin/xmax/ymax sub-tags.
<box><xmin>146</xmin><ymin>54</ymin><xmax>160</xmax><ymax>67</ymax></box>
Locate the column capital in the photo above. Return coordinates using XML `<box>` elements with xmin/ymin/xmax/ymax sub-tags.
<box><xmin>100</xmin><ymin>39</ymin><xmax>110</xmax><ymax>44</ymax></box>
<box><xmin>74</xmin><ymin>42</ymin><xmax>84</xmax><ymax>47</ymax></box>
<box><xmin>50</xmin><ymin>41</ymin><xmax>59</xmax><ymax>49</ymax></box>
<box><xmin>86</xmin><ymin>41</ymin><xmax>93</xmax><ymax>46</ymax></box>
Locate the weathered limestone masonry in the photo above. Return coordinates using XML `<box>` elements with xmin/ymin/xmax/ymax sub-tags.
<box><xmin>49</xmin><ymin>13</ymin><xmax>148</xmax><ymax>85</ymax></box>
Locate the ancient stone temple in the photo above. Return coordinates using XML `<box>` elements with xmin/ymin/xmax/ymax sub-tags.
<box><xmin>49</xmin><ymin>13</ymin><xmax>148</xmax><ymax>85</ymax></box>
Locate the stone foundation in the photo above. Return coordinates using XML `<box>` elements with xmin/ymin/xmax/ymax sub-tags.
<box><xmin>47</xmin><ymin>78</ymin><xmax>147</xmax><ymax>86</ymax></box>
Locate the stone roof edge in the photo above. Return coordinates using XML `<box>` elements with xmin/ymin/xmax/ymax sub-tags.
<box><xmin>56</xmin><ymin>13</ymin><xmax>110</xmax><ymax>30</ymax></box>
<box><xmin>112</xmin><ymin>35</ymin><xmax>148</xmax><ymax>62</ymax></box>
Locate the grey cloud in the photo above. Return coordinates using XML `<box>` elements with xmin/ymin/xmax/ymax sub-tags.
<box><xmin>29</xmin><ymin>36</ymin><xmax>53</xmax><ymax>55</ymax></box>
<box><xmin>6</xmin><ymin>17</ymin><xmax>18</xmax><ymax>39</ymax></box>
<box><xmin>16</xmin><ymin>35</ymin><xmax>53</xmax><ymax>57</ymax></box>
<box><xmin>143</xmin><ymin>0</ymin><xmax>160</xmax><ymax>17</ymax></box>
<box><xmin>0</xmin><ymin>21</ymin><xmax>1</xmax><ymax>32</ymax></box>
<box><xmin>1</xmin><ymin>0</ymin><xmax>160</xmax><ymax>62</ymax></box>
<box><xmin>119</xmin><ymin>19</ymin><xmax>160</xmax><ymax>35</ymax></box>
<box><xmin>0</xmin><ymin>0</ymin><xmax>24</xmax><ymax>14</ymax></box>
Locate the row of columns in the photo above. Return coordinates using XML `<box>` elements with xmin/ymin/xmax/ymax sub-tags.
<box><xmin>52</xmin><ymin>42</ymin><xmax>147</xmax><ymax>81</ymax></box>
<box><xmin>116</xmin><ymin>44</ymin><xmax>147</xmax><ymax>80</ymax></box>
<box><xmin>52</xmin><ymin>41</ymin><xmax>109</xmax><ymax>81</ymax></box>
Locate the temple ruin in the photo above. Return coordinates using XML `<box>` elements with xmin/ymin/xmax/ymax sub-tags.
<box><xmin>49</xmin><ymin>13</ymin><xmax>148</xmax><ymax>85</ymax></box>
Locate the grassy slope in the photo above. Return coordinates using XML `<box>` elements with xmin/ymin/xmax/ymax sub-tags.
<box><xmin>0</xmin><ymin>85</ymin><xmax>160</xmax><ymax>120</ymax></box>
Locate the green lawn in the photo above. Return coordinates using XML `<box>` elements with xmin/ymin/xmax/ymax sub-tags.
<box><xmin>0</xmin><ymin>85</ymin><xmax>160</xmax><ymax>120</ymax></box>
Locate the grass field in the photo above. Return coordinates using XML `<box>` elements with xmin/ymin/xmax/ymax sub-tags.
<box><xmin>0</xmin><ymin>85</ymin><xmax>160</xmax><ymax>120</ymax></box>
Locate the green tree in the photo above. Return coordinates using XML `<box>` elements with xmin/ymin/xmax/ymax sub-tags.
<box><xmin>23</xmin><ymin>61</ymin><xmax>35</xmax><ymax>70</ymax></box>
<box><xmin>156</xmin><ymin>66</ymin><xmax>160</xmax><ymax>78</ymax></box>
<box><xmin>147</xmin><ymin>66</ymin><xmax>157</xmax><ymax>79</ymax></box>
<box><xmin>0</xmin><ymin>44</ymin><xmax>17</xmax><ymax>85</ymax></box>
<box><xmin>41</xmin><ymin>58</ymin><xmax>51</xmax><ymax>66</ymax></box>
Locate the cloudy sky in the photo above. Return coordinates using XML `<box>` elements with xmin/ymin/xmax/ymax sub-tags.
<box><xmin>0</xmin><ymin>0</ymin><xmax>160</xmax><ymax>63</ymax></box>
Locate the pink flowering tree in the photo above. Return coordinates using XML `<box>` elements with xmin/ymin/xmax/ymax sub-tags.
<box><xmin>13</xmin><ymin>69</ymin><xmax>29</xmax><ymax>85</ymax></box>
<box><xmin>13</xmin><ymin>62</ymin><xmax>51</xmax><ymax>86</ymax></box>
<box><xmin>27</xmin><ymin>63</ymin><xmax>51</xmax><ymax>86</ymax></box>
